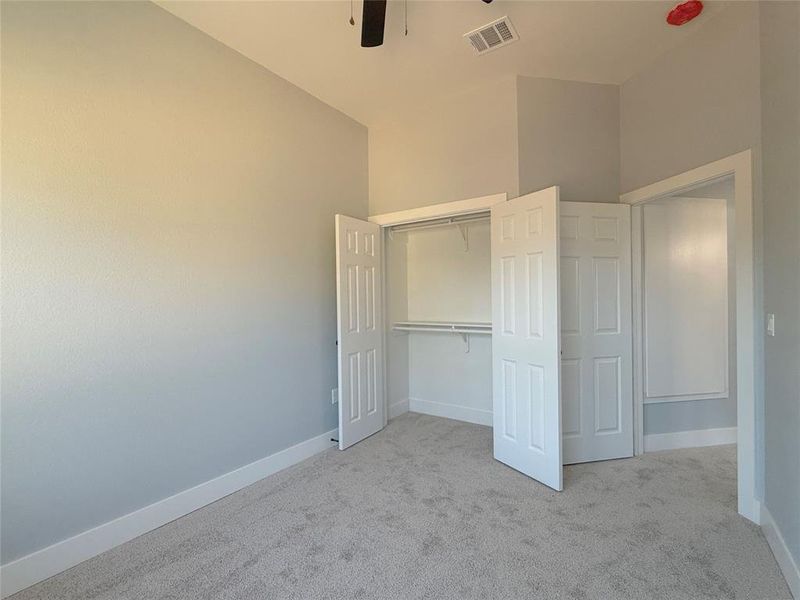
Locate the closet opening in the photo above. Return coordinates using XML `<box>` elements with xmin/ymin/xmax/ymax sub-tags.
<box><xmin>337</xmin><ymin>188</ymin><xmax>637</xmax><ymax>492</ymax></box>
<box><xmin>385</xmin><ymin>209</ymin><xmax>494</xmax><ymax>426</ymax></box>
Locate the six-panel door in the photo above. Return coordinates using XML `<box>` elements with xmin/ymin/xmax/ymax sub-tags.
<box><xmin>335</xmin><ymin>215</ymin><xmax>385</xmax><ymax>450</ymax></box>
<box><xmin>491</xmin><ymin>187</ymin><xmax>563</xmax><ymax>491</ymax></box>
<box><xmin>559</xmin><ymin>202</ymin><xmax>633</xmax><ymax>464</ymax></box>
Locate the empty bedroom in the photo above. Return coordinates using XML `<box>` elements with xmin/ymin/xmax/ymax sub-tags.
<box><xmin>1</xmin><ymin>1</ymin><xmax>798</xmax><ymax>598</ymax></box>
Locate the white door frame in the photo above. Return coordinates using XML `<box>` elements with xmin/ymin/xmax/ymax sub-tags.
<box><xmin>368</xmin><ymin>193</ymin><xmax>507</xmax><ymax>227</ymax></box>
<box><xmin>620</xmin><ymin>149</ymin><xmax>759</xmax><ymax>523</ymax></box>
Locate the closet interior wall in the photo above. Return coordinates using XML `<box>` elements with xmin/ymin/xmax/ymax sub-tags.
<box><xmin>384</xmin><ymin>219</ymin><xmax>493</xmax><ymax>424</ymax></box>
<box><xmin>385</xmin><ymin>229</ymin><xmax>409</xmax><ymax>417</ymax></box>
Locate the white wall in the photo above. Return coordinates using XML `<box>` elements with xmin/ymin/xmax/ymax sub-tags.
<box><xmin>368</xmin><ymin>77</ymin><xmax>519</xmax><ymax>215</ymax></box>
<box><xmin>760</xmin><ymin>0</ymin><xmax>800</xmax><ymax>585</ymax></box>
<box><xmin>643</xmin><ymin>198</ymin><xmax>729</xmax><ymax>401</ymax></box>
<box><xmin>406</xmin><ymin>223</ymin><xmax>491</xmax><ymax>323</ymax></box>
<box><xmin>0</xmin><ymin>1</ymin><xmax>368</xmax><ymax>565</ymax></box>
<box><xmin>517</xmin><ymin>76</ymin><xmax>619</xmax><ymax>203</ymax></box>
<box><xmin>641</xmin><ymin>195</ymin><xmax>736</xmax><ymax>436</ymax></box>
<box><xmin>407</xmin><ymin>334</ymin><xmax>492</xmax><ymax>424</ymax></box>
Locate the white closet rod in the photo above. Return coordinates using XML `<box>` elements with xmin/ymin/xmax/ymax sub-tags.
<box><xmin>392</xmin><ymin>320</ymin><xmax>491</xmax><ymax>353</ymax></box>
<box><xmin>389</xmin><ymin>212</ymin><xmax>489</xmax><ymax>234</ymax></box>
<box><xmin>392</xmin><ymin>324</ymin><xmax>492</xmax><ymax>335</ymax></box>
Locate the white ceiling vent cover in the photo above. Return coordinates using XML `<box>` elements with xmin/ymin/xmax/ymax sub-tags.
<box><xmin>463</xmin><ymin>16</ymin><xmax>519</xmax><ymax>55</ymax></box>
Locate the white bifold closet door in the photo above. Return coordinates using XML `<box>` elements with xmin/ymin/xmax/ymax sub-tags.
<box><xmin>335</xmin><ymin>215</ymin><xmax>385</xmax><ymax>449</ymax></box>
<box><xmin>559</xmin><ymin>202</ymin><xmax>633</xmax><ymax>464</ymax></box>
<box><xmin>491</xmin><ymin>187</ymin><xmax>563</xmax><ymax>491</ymax></box>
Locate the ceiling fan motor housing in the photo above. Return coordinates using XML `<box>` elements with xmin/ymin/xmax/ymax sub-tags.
<box><xmin>361</xmin><ymin>0</ymin><xmax>387</xmax><ymax>47</ymax></box>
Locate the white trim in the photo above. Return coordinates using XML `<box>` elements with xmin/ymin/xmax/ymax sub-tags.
<box><xmin>0</xmin><ymin>429</ymin><xmax>337</xmax><ymax>599</ymax></box>
<box><xmin>631</xmin><ymin>206</ymin><xmax>645</xmax><ymax>456</ymax></box>
<box><xmin>409</xmin><ymin>398</ymin><xmax>493</xmax><ymax>427</ymax></box>
<box><xmin>643</xmin><ymin>426</ymin><xmax>737</xmax><ymax>452</ymax></box>
<box><xmin>620</xmin><ymin>152</ymin><xmax>749</xmax><ymax>206</ymax></box>
<box><xmin>623</xmin><ymin>149</ymin><xmax>759</xmax><ymax>523</ymax></box>
<box><xmin>368</xmin><ymin>193</ymin><xmax>507</xmax><ymax>227</ymax></box>
<box><xmin>762</xmin><ymin>506</ymin><xmax>800</xmax><ymax>599</ymax></box>
<box><xmin>644</xmin><ymin>392</ymin><xmax>730</xmax><ymax>404</ymax></box>
<box><xmin>388</xmin><ymin>398</ymin><xmax>409</xmax><ymax>420</ymax></box>
<box><xmin>380</xmin><ymin>228</ymin><xmax>390</xmax><ymax>430</ymax></box>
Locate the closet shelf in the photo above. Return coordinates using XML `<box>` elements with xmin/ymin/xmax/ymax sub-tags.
<box><xmin>392</xmin><ymin>320</ymin><xmax>492</xmax><ymax>335</ymax></box>
<box><xmin>388</xmin><ymin>212</ymin><xmax>489</xmax><ymax>251</ymax></box>
<box><xmin>388</xmin><ymin>213</ymin><xmax>489</xmax><ymax>234</ymax></box>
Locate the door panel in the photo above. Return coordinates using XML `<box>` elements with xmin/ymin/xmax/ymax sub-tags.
<box><xmin>335</xmin><ymin>215</ymin><xmax>385</xmax><ymax>449</ymax></box>
<box><xmin>560</xmin><ymin>202</ymin><xmax>632</xmax><ymax>464</ymax></box>
<box><xmin>491</xmin><ymin>187</ymin><xmax>563</xmax><ymax>491</ymax></box>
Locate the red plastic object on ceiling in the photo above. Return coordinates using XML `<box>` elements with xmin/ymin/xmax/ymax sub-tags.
<box><xmin>666</xmin><ymin>0</ymin><xmax>703</xmax><ymax>26</ymax></box>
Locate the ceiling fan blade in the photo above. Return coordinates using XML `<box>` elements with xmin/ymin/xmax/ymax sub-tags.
<box><xmin>361</xmin><ymin>0</ymin><xmax>387</xmax><ymax>47</ymax></box>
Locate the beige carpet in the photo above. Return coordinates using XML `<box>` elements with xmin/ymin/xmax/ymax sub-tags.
<box><xmin>10</xmin><ymin>413</ymin><xmax>791</xmax><ymax>599</ymax></box>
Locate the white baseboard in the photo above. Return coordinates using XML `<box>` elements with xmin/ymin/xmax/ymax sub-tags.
<box><xmin>409</xmin><ymin>397</ymin><xmax>492</xmax><ymax>427</ymax></box>
<box><xmin>388</xmin><ymin>398</ymin><xmax>409</xmax><ymax>420</ymax></box>
<box><xmin>643</xmin><ymin>426</ymin><xmax>737</xmax><ymax>452</ymax></box>
<box><xmin>762</xmin><ymin>506</ymin><xmax>800</xmax><ymax>599</ymax></box>
<box><xmin>748</xmin><ymin>498</ymin><xmax>762</xmax><ymax>526</ymax></box>
<box><xmin>0</xmin><ymin>428</ymin><xmax>338</xmax><ymax>599</ymax></box>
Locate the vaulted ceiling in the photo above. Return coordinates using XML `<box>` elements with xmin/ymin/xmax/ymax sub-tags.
<box><xmin>158</xmin><ymin>0</ymin><xmax>729</xmax><ymax>126</ymax></box>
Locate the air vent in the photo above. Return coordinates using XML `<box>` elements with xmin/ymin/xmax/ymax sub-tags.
<box><xmin>463</xmin><ymin>16</ymin><xmax>518</xmax><ymax>55</ymax></box>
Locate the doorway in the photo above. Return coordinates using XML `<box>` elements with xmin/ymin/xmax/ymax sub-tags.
<box><xmin>635</xmin><ymin>178</ymin><xmax>736</xmax><ymax>454</ymax></box>
<box><xmin>621</xmin><ymin>150</ymin><xmax>758</xmax><ymax>523</ymax></box>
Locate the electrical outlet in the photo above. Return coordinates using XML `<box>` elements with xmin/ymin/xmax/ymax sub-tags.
<box><xmin>766</xmin><ymin>313</ymin><xmax>775</xmax><ymax>337</ymax></box>
<box><xmin>331</xmin><ymin>388</ymin><xmax>339</xmax><ymax>405</ymax></box>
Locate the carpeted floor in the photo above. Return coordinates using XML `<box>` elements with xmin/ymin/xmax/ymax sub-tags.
<box><xmin>10</xmin><ymin>413</ymin><xmax>791</xmax><ymax>600</ymax></box>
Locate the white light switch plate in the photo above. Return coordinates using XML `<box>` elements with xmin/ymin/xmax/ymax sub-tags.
<box><xmin>766</xmin><ymin>313</ymin><xmax>775</xmax><ymax>337</ymax></box>
<box><xmin>331</xmin><ymin>388</ymin><xmax>339</xmax><ymax>404</ymax></box>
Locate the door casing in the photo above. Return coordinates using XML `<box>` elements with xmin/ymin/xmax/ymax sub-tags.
<box><xmin>621</xmin><ymin>149</ymin><xmax>758</xmax><ymax>524</ymax></box>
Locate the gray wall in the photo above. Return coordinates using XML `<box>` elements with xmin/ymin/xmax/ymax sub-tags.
<box><xmin>368</xmin><ymin>74</ymin><xmax>620</xmax><ymax>216</ymax></box>
<box><xmin>517</xmin><ymin>76</ymin><xmax>619</xmax><ymax>203</ymax></box>
<box><xmin>620</xmin><ymin>1</ymin><xmax>761</xmax><ymax>194</ymax></box>
<box><xmin>644</xmin><ymin>397</ymin><xmax>736</xmax><ymax>436</ymax></box>
<box><xmin>368</xmin><ymin>77</ymin><xmax>519</xmax><ymax>215</ymax></box>
<box><xmin>760</xmin><ymin>0</ymin><xmax>800</xmax><ymax>572</ymax></box>
<box><xmin>620</xmin><ymin>3</ymin><xmax>762</xmax><ymax>439</ymax></box>
<box><xmin>0</xmin><ymin>1</ymin><xmax>367</xmax><ymax>564</ymax></box>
